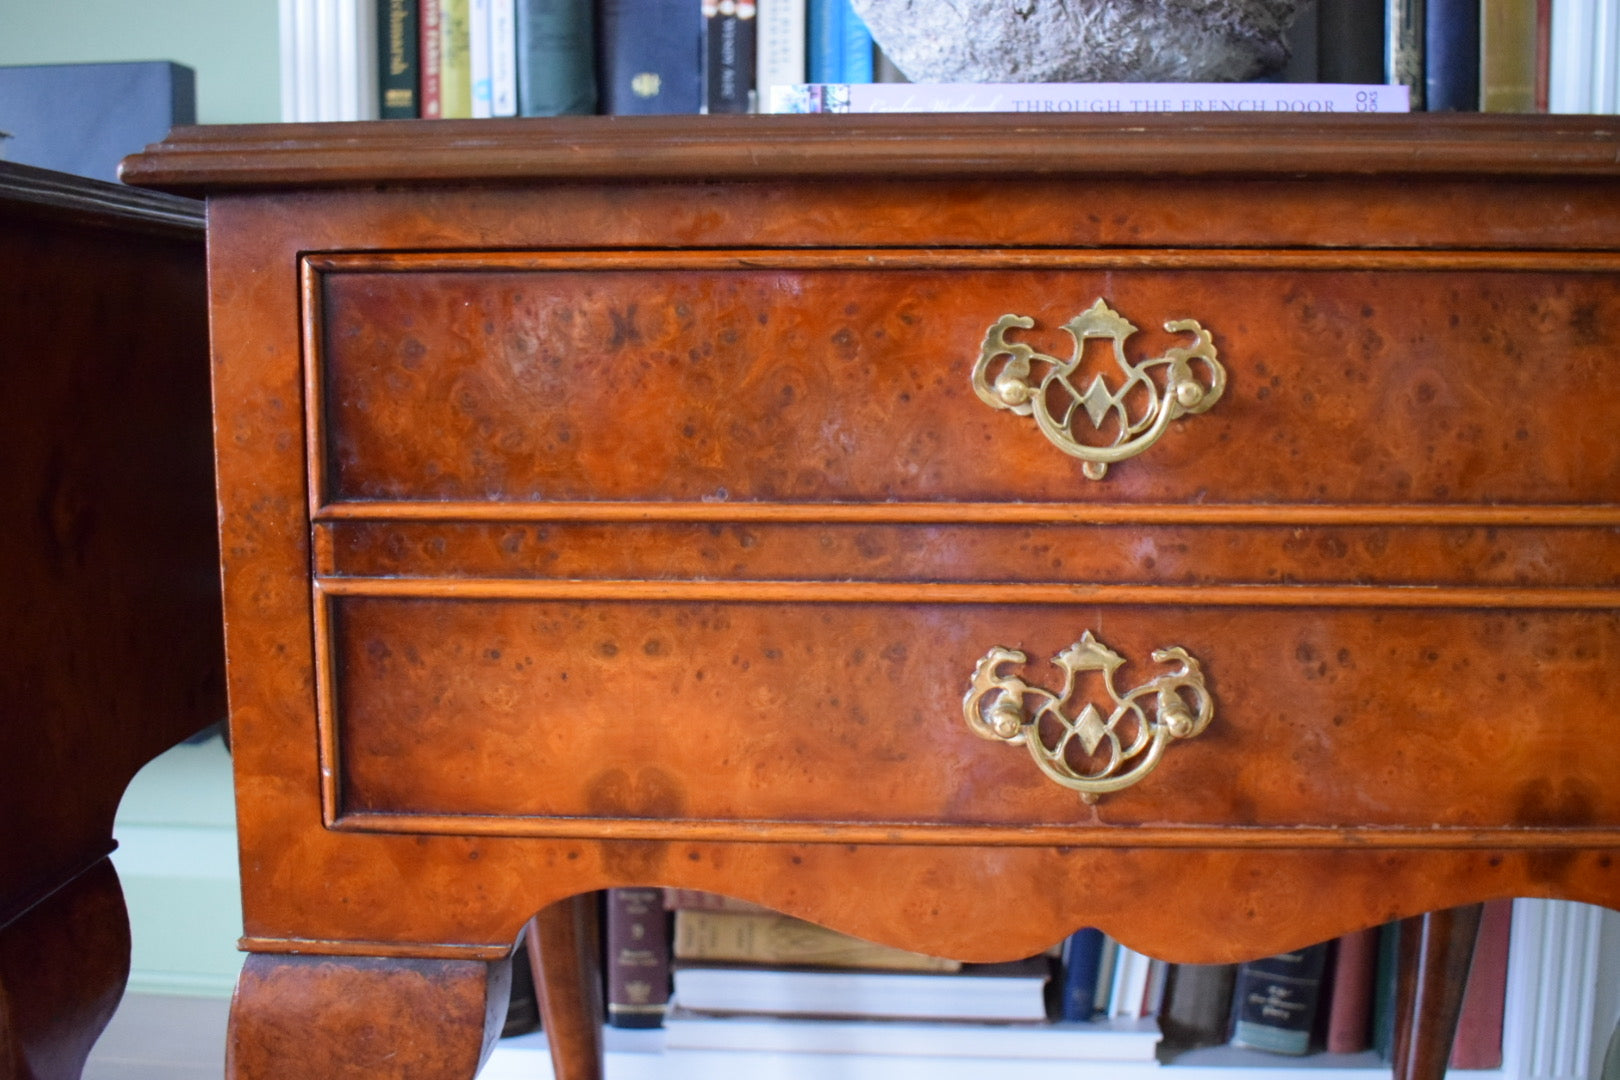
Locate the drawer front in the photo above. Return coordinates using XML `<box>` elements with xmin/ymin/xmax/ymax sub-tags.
<box><xmin>310</xmin><ymin>252</ymin><xmax>1620</xmax><ymax>509</ymax></box>
<box><xmin>320</xmin><ymin>592</ymin><xmax>1620</xmax><ymax>840</ymax></box>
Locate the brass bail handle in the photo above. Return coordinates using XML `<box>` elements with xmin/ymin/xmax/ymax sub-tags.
<box><xmin>962</xmin><ymin>632</ymin><xmax>1213</xmax><ymax>803</ymax></box>
<box><xmin>971</xmin><ymin>298</ymin><xmax>1226</xmax><ymax>479</ymax></box>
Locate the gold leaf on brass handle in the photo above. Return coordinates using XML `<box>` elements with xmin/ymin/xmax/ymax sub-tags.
<box><xmin>971</xmin><ymin>298</ymin><xmax>1226</xmax><ymax>479</ymax></box>
<box><xmin>963</xmin><ymin>632</ymin><xmax>1213</xmax><ymax>803</ymax></box>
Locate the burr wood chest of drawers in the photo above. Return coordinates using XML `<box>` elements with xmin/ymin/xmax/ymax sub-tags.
<box><xmin>123</xmin><ymin>115</ymin><xmax>1620</xmax><ymax>1079</ymax></box>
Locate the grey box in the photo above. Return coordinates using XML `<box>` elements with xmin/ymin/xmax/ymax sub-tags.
<box><xmin>0</xmin><ymin>62</ymin><xmax>196</xmax><ymax>183</ymax></box>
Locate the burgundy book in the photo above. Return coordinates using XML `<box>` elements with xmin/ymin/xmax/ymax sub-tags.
<box><xmin>419</xmin><ymin>0</ymin><xmax>443</xmax><ymax>117</ymax></box>
<box><xmin>605</xmin><ymin>887</ymin><xmax>671</xmax><ymax>1028</ymax></box>
<box><xmin>1326</xmin><ymin>927</ymin><xmax>1379</xmax><ymax>1053</ymax></box>
<box><xmin>1450</xmin><ymin>899</ymin><xmax>1513</xmax><ymax>1069</ymax></box>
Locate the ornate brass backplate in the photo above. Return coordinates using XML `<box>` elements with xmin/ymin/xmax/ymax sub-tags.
<box><xmin>963</xmin><ymin>632</ymin><xmax>1213</xmax><ymax>802</ymax></box>
<box><xmin>971</xmin><ymin>299</ymin><xmax>1226</xmax><ymax>479</ymax></box>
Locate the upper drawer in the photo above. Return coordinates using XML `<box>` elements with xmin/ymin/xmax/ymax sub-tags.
<box><xmin>307</xmin><ymin>251</ymin><xmax>1620</xmax><ymax>509</ymax></box>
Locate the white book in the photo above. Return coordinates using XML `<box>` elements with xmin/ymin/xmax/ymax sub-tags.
<box><xmin>671</xmin><ymin>959</ymin><xmax>1050</xmax><ymax>1022</ymax></box>
<box><xmin>756</xmin><ymin>0</ymin><xmax>807</xmax><ymax>112</ymax></box>
<box><xmin>662</xmin><ymin>1010</ymin><xmax>1162</xmax><ymax>1062</ymax></box>
<box><xmin>489</xmin><ymin>0</ymin><xmax>518</xmax><ymax>116</ymax></box>
<box><xmin>1106</xmin><ymin>946</ymin><xmax>1152</xmax><ymax>1019</ymax></box>
<box><xmin>768</xmin><ymin>81</ymin><xmax>1410</xmax><ymax>114</ymax></box>
<box><xmin>469</xmin><ymin>0</ymin><xmax>493</xmax><ymax>118</ymax></box>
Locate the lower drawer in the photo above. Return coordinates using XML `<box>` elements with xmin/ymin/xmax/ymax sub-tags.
<box><xmin>320</xmin><ymin>593</ymin><xmax>1620</xmax><ymax>841</ymax></box>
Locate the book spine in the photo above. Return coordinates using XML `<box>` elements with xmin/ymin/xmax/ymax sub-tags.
<box><xmin>703</xmin><ymin>0</ymin><xmax>755</xmax><ymax>113</ymax></box>
<box><xmin>673</xmin><ymin>910</ymin><xmax>959</xmax><ymax>972</ymax></box>
<box><xmin>1480</xmin><ymin>0</ymin><xmax>1540</xmax><ymax>111</ymax></box>
<box><xmin>1229</xmin><ymin>941</ymin><xmax>1332</xmax><ymax>1055</ymax></box>
<box><xmin>1425</xmin><ymin>0</ymin><xmax>1480</xmax><ymax>110</ymax></box>
<box><xmin>1158</xmin><ymin>963</ymin><xmax>1238</xmax><ymax>1049</ymax></box>
<box><xmin>439</xmin><ymin>0</ymin><xmax>473</xmax><ymax>117</ymax></box>
<box><xmin>490</xmin><ymin>0</ymin><xmax>517</xmax><ymax>115</ymax></box>
<box><xmin>419</xmin><ymin>0</ymin><xmax>443</xmax><ymax>116</ymax></box>
<box><xmin>1107</xmin><ymin>945</ymin><xmax>1152</xmax><ymax>1019</ymax></box>
<box><xmin>663</xmin><ymin>889</ymin><xmax>770</xmax><ymax>913</ymax></box>
<box><xmin>806</xmin><ymin>0</ymin><xmax>842</xmax><ymax>83</ymax></box>
<box><xmin>605</xmin><ymin>887</ymin><xmax>671</xmax><ymax>1029</ymax></box>
<box><xmin>1092</xmin><ymin>936</ymin><xmax>1118</xmax><ymax>1016</ymax></box>
<box><xmin>514</xmin><ymin>0</ymin><xmax>597</xmax><ymax>115</ymax></box>
<box><xmin>839</xmin><ymin>0</ymin><xmax>873</xmax><ymax>83</ymax></box>
<box><xmin>1386</xmin><ymin>0</ymin><xmax>1426</xmax><ymax>109</ymax></box>
<box><xmin>1372</xmin><ymin>920</ymin><xmax>1400</xmax><ymax>1059</ymax></box>
<box><xmin>1325</xmin><ymin>927</ymin><xmax>1379</xmax><ymax>1053</ymax></box>
<box><xmin>469</xmin><ymin>0</ymin><xmax>493</xmax><ymax>116</ymax></box>
<box><xmin>378</xmin><ymin>0</ymin><xmax>420</xmax><ymax>117</ymax></box>
<box><xmin>1316</xmin><ymin>0</ymin><xmax>1385</xmax><ymax>83</ymax></box>
<box><xmin>776</xmin><ymin>82</ymin><xmax>1410</xmax><ymax>113</ymax></box>
<box><xmin>1057</xmin><ymin>927</ymin><xmax>1104</xmax><ymax>1021</ymax></box>
<box><xmin>755</xmin><ymin>0</ymin><xmax>805</xmax><ymax>103</ymax></box>
<box><xmin>1449</xmin><ymin>898</ymin><xmax>1513</xmax><ymax>1069</ymax></box>
<box><xmin>597</xmin><ymin>0</ymin><xmax>703</xmax><ymax>114</ymax></box>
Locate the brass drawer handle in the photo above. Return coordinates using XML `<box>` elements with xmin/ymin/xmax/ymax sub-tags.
<box><xmin>963</xmin><ymin>632</ymin><xmax>1213</xmax><ymax>803</ymax></box>
<box><xmin>971</xmin><ymin>299</ymin><xmax>1226</xmax><ymax>479</ymax></box>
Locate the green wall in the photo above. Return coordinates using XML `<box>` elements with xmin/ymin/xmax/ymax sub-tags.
<box><xmin>0</xmin><ymin>0</ymin><xmax>278</xmax><ymax>124</ymax></box>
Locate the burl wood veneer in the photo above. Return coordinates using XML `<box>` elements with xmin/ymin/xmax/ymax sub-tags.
<box><xmin>122</xmin><ymin>114</ymin><xmax>1620</xmax><ymax>1079</ymax></box>
<box><xmin>0</xmin><ymin>164</ymin><xmax>222</xmax><ymax>1078</ymax></box>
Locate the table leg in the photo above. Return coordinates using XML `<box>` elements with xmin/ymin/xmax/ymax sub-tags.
<box><xmin>226</xmin><ymin>952</ymin><xmax>511</xmax><ymax>1080</ymax></box>
<box><xmin>529</xmin><ymin>895</ymin><xmax>605</xmax><ymax>1080</ymax></box>
<box><xmin>1391</xmin><ymin>903</ymin><xmax>1485</xmax><ymax>1080</ymax></box>
<box><xmin>0</xmin><ymin>858</ymin><xmax>129</xmax><ymax>1080</ymax></box>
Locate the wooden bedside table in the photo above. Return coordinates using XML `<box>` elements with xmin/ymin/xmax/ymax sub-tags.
<box><xmin>123</xmin><ymin>114</ymin><xmax>1620</xmax><ymax>1080</ymax></box>
<box><xmin>1</xmin><ymin>163</ymin><xmax>222</xmax><ymax>1078</ymax></box>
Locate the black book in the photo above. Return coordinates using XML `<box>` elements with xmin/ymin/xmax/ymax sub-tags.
<box><xmin>378</xmin><ymin>0</ymin><xmax>421</xmax><ymax>118</ymax></box>
<box><xmin>702</xmin><ymin>0</ymin><xmax>756</xmax><ymax>113</ymax></box>
<box><xmin>1229</xmin><ymin>942</ymin><xmax>1332</xmax><ymax>1055</ymax></box>
<box><xmin>597</xmin><ymin>0</ymin><xmax>703</xmax><ymax>115</ymax></box>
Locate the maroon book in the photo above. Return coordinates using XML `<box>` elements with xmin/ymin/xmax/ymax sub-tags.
<box><xmin>1326</xmin><ymin>927</ymin><xmax>1379</xmax><ymax>1053</ymax></box>
<box><xmin>605</xmin><ymin>887</ymin><xmax>671</xmax><ymax>1028</ymax></box>
<box><xmin>1450</xmin><ymin>899</ymin><xmax>1513</xmax><ymax>1069</ymax></box>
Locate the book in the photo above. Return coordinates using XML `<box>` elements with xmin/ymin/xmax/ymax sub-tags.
<box><xmin>377</xmin><ymin>0</ymin><xmax>419</xmax><ymax>117</ymax></box>
<box><xmin>807</xmin><ymin>0</ymin><xmax>870</xmax><ymax>83</ymax></box>
<box><xmin>1057</xmin><ymin>927</ymin><xmax>1105</xmax><ymax>1021</ymax></box>
<box><xmin>673</xmin><ymin>909</ymin><xmax>960</xmax><ymax>973</ymax></box>
<box><xmin>755</xmin><ymin>0</ymin><xmax>806</xmax><ymax>104</ymax></box>
<box><xmin>1450</xmin><ymin>898</ymin><xmax>1513</xmax><ymax>1069</ymax></box>
<box><xmin>1372</xmin><ymin>920</ymin><xmax>1401</xmax><ymax>1059</ymax></box>
<box><xmin>438</xmin><ymin>0</ymin><xmax>472</xmax><ymax>117</ymax></box>
<box><xmin>1479</xmin><ymin>0</ymin><xmax>1540</xmax><ymax>112</ymax></box>
<box><xmin>1425</xmin><ymin>0</ymin><xmax>1480</xmax><ymax>110</ymax></box>
<box><xmin>702</xmin><ymin>0</ymin><xmax>756</xmax><ymax>114</ymax></box>
<box><xmin>661</xmin><ymin>1008</ymin><xmax>1163</xmax><ymax>1061</ymax></box>
<box><xmin>489</xmin><ymin>0</ymin><xmax>517</xmax><ymax>115</ymax></box>
<box><xmin>1158</xmin><ymin>963</ymin><xmax>1237</xmax><ymax>1050</ymax></box>
<box><xmin>596</xmin><ymin>0</ymin><xmax>704</xmax><ymax>114</ymax></box>
<box><xmin>1325</xmin><ymin>926</ymin><xmax>1379</xmax><ymax>1053</ymax></box>
<box><xmin>1317</xmin><ymin>0</ymin><xmax>1386</xmax><ymax>83</ymax></box>
<box><xmin>1092</xmin><ymin>936</ymin><xmax>1119</xmax><ymax>1016</ymax></box>
<box><xmin>469</xmin><ymin>0</ymin><xmax>493</xmax><ymax>116</ymax></box>
<box><xmin>1106</xmin><ymin>945</ymin><xmax>1153</xmax><ymax>1019</ymax></box>
<box><xmin>1228</xmin><ymin>941</ymin><xmax>1332</xmax><ymax>1055</ymax></box>
<box><xmin>1386</xmin><ymin>0</ymin><xmax>1425</xmax><ymax>109</ymax></box>
<box><xmin>419</xmin><ymin>0</ymin><xmax>443</xmax><ymax>116</ymax></box>
<box><xmin>670</xmin><ymin>956</ymin><xmax>1052</xmax><ymax>1022</ymax></box>
<box><xmin>663</xmin><ymin>889</ymin><xmax>770</xmax><ymax>913</ymax></box>
<box><xmin>767</xmin><ymin>81</ymin><xmax>1411</xmax><ymax>114</ymax></box>
<box><xmin>605</xmin><ymin>887</ymin><xmax>671</xmax><ymax>1029</ymax></box>
<box><xmin>514</xmin><ymin>0</ymin><xmax>597</xmax><ymax>115</ymax></box>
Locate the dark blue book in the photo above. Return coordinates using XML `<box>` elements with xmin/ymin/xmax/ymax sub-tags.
<box><xmin>1058</xmin><ymin>927</ymin><xmax>1106</xmax><ymax>1021</ymax></box>
<box><xmin>516</xmin><ymin>0</ymin><xmax>597</xmax><ymax>114</ymax></box>
<box><xmin>597</xmin><ymin>0</ymin><xmax>702</xmax><ymax>114</ymax></box>
<box><xmin>0</xmin><ymin>62</ymin><xmax>194</xmax><ymax>184</ymax></box>
<box><xmin>1425</xmin><ymin>0</ymin><xmax>1480</xmax><ymax>110</ymax></box>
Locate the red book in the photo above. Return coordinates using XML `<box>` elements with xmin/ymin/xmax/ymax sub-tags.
<box><xmin>1326</xmin><ymin>927</ymin><xmax>1379</xmax><ymax>1053</ymax></box>
<box><xmin>419</xmin><ymin>0</ymin><xmax>443</xmax><ymax>118</ymax></box>
<box><xmin>1451</xmin><ymin>899</ymin><xmax>1513</xmax><ymax>1069</ymax></box>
